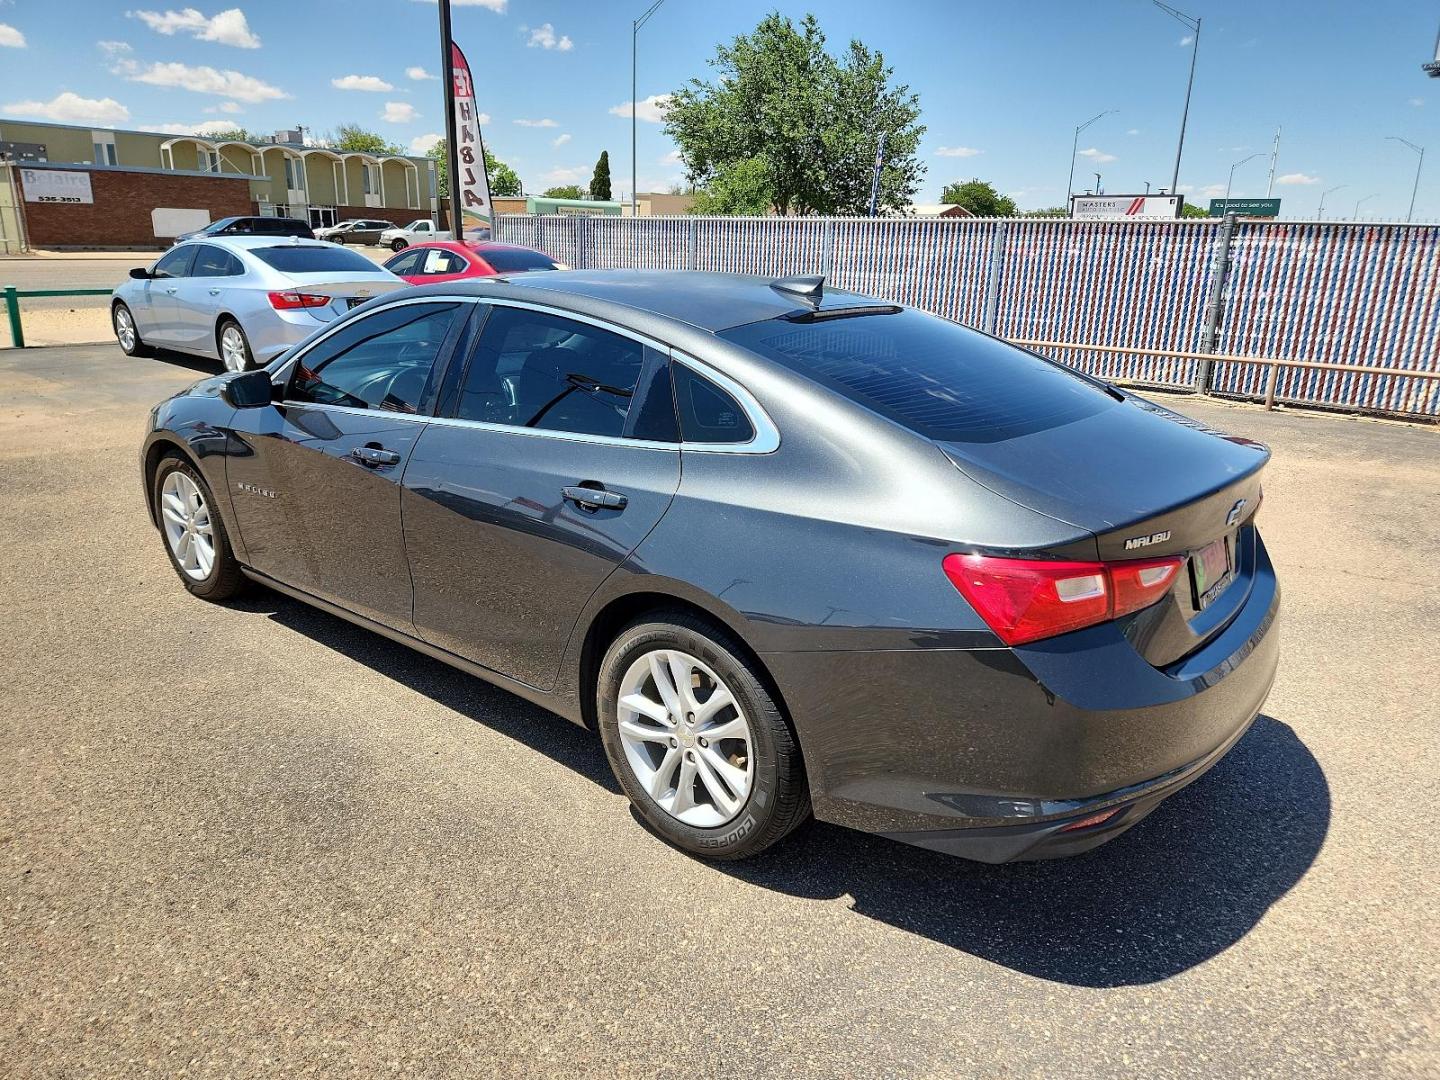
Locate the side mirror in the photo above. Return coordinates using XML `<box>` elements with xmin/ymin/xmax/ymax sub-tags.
<box><xmin>129</xmin><ymin>267</ymin><xmax>152</xmax><ymax>280</ymax></box>
<box><xmin>221</xmin><ymin>369</ymin><xmax>275</xmax><ymax>409</ymax></box>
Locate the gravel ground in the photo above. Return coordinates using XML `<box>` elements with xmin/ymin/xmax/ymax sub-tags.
<box><xmin>1</xmin><ymin>344</ymin><xmax>1436</xmax><ymax>1078</ymax></box>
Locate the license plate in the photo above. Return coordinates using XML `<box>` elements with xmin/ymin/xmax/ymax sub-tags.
<box><xmin>1191</xmin><ymin>537</ymin><xmax>1232</xmax><ymax>609</ymax></box>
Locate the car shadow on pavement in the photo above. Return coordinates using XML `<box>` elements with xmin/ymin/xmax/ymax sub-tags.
<box><xmin>719</xmin><ymin>714</ymin><xmax>1329</xmax><ymax>987</ymax></box>
<box><xmin>247</xmin><ymin>594</ymin><xmax>1327</xmax><ymax>987</ymax></box>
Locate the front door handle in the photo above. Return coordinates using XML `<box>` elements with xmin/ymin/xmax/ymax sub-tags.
<box><xmin>208</xmin><ymin>288</ymin><xmax>221</xmax><ymax>296</ymax></box>
<box><xmin>350</xmin><ymin>445</ymin><xmax>401</xmax><ymax>468</ymax></box>
<box><xmin>165</xmin><ymin>287</ymin><xmax>178</xmax><ymax>295</ymax></box>
<box><xmin>562</xmin><ymin>485</ymin><xmax>628</xmax><ymax>511</ymax></box>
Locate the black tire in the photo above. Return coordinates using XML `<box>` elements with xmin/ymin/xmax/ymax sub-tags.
<box><xmin>113</xmin><ymin>301</ymin><xmax>154</xmax><ymax>358</ymax></box>
<box><xmin>390</xmin><ymin>238</ymin><xmax>408</xmax><ymax>252</ymax></box>
<box><xmin>151</xmin><ymin>453</ymin><xmax>247</xmax><ymax>602</ymax></box>
<box><xmin>332</xmin><ymin>234</ymin><xmax>345</xmax><ymax>244</ymax></box>
<box><xmin>216</xmin><ymin>317</ymin><xmax>254</xmax><ymax>372</ymax></box>
<box><xmin>597</xmin><ymin>612</ymin><xmax>810</xmax><ymax>860</ymax></box>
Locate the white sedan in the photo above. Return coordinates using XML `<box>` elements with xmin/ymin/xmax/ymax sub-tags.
<box><xmin>110</xmin><ymin>237</ymin><xmax>406</xmax><ymax>371</ymax></box>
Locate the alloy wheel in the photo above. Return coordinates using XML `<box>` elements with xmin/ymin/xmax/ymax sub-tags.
<box><xmin>159</xmin><ymin>470</ymin><xmax>216</xmax><ymax>581</ymax></box>
<box><xmin>220</xmin><ymin>325</ymin><xmax>247</xmax><ymax>372</ymax></box>
<box><xmin>616</xmin><ymin>649</ymin><xmax>755</xmax><ymax>828</ymax></box>
<box><xmin>115</xmin><ymin>307</ymin><xmax>136</xmax><ymax>351</ymax></box>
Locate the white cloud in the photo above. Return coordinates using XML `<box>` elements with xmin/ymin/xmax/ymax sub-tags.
<box><xmin>409</xmin><ymin>132</ymin><xmax>443</xmax><ymax>154</ymax></box>
<box><xmin>553</xmin><ymin>133</ymin><xmax>572</xmax><ymax>148</ymax></box>
<box><xmin>145</xmin><ymin>119</ymin><xmax>250</xmax><ymax>136</ymax></box>
<box><xmin>1408</xmin><ymin>97</ymin><xmax>1424</xmax><ymax>107</ymax></box>
<box><xmin>514</xmin><ymin>117</ymin><xmax>558</xmax><ymax>128</ymax></box>
<box><xmin>935</xmin><ymin>145</ymin><xmax>982</xmax><ymax>158</ymax></box>
<box><xmin>129</xmin><ymin>7</ymin><xmax>261</xmax><ymax>49</ymax></box>
<box><xmin>409</xmin><ymin>0</ymin><xmax>505</xmax><ymax>10</ymax></box>
<box><xmin>203</xmin><ymin>100</ymin><xmax>243</xmax><ymax>114</ymax></box>
<box><xmin>542</xmin><ymin>165</ymin><xmax>587</xmax><ymax>185</ymax></box>
<box><xmin>1077</xmin><ymin>146</ymin><xmax>1116</xmax><ymax>164</ymax></box>
<box><xmin>660</xmin><ymin>148</ymin><xmax>681</xmax><ymax>165</ymax></box>
<box><xmin>1125</xmin><ymin>128</ymin><xmax>1140</xmax><ymax>136</ymax></box>
<box><xmin>98</xmin><ymin>40</ymin><xmax>133</xmax><ymax>55</ymax></box>
<box><xmin>3</xmin><ymin>92</ymin><xmax>130</xmax><ymax>125</ymax></box>
<box><xmin>1276</xmin><ymin>172</ymin><xmax>1320</xmax><ymax>186</ymax></box>
<box><xmin>1200</xmin><ymin>183</ymin><xmax>1226</xmax><ymax>197</ymax></box>
<box><xmin>406</xmin><ymin>66</ymin><xmax>438</xmax><ymax>81</ymax></box>
<box><xmin>1179</xmin><ymin>34</ymin><xmax>1193</xmax><ymax>46</ymax></box>
<box><xmin>1</xmin><ymin>23</ymin><xmax>28</xmax><ymax>48</ymax></box>
<box><xmin>332</xmin><ymin>74</ymin><xmax>394</xmax><ymax>92</ymax></box>
<box><xmin>609</xmin><ymin>94</ymin><xmax>670</xmax><ymax>123</ymax></box>
<box><xmin>381</xmin><ymin>101</ymin><xmax>418</xmax><ymax>123</ymax></box>
<box><xmin>116</xmin><ymin>59</ymin><xmax>288</xmax><ymax>102</ymax></box>
<box><xmin>526</xmin><ymin>23</ymin><xmax>573</xmax><ymax>51</ymax></box>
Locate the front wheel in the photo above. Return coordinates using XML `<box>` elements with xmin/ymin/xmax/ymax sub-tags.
<box><xmin>217</xmin><ymin>318</ymin><xmax>253</xmax><ymax>373</ymax></box>
<box><xmin>390</xmin><ymin>238</ymin><xmax>408</xmax><ymax>252</ymax></box>
<box><xmin>152</xmin><ymin>454</ymin><xmax>247</xmax><ymax>601</ymax></box>
<box><xmin>597</xmin><ymin>613</ymin><xmax>810</xmax><ymax>860</ymax></box>
<box><xmin>113</xmin><ymin>302</ymin><xmax>154</xmax><ymax>357</ymax></box>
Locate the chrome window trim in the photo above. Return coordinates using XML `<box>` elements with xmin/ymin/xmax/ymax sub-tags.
<box><xmin>275</xmin><ymin>293</ymin><xmax>781</xmax><ymax>455</ymax></box>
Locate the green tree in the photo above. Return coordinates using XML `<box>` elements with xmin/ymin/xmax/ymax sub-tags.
<box><xmin>588</xmin><ymin>150</ymin><xmax>612</xmax><ymax>201</ymax></box>
<box><xmin>1180</xmin><ymin>201</ymin><xmax>1209</xmax><ymax>218</ymax></box>
<box><xmin>664</xmin><ymin>13</ymin><xmax>925</xmax><ymax>215</ymax></box>
<box><xmin>689</xmin><ymin>156</ymin><xmax>776</xmax><ymax>215</ymax></box>
<box><xmin>543</xmin><ymin>184</ymin><xmax>586</xmax><ymax>200</ymax></box>
<box><xmin>202</xmin><ymin>127</ymin><xmax>260</xmax><ymax>143</ymax></box>
<box><xmin>940</xmin><ymin>178</ymin><xmax>1017</xmax><ymax>217</ymax></box>
<box><xmin>426</xmin><ymin>142</ymin><xmax>523</xmax><ymax>198</ymax></box>
<box><xmin>328</xmin><ymin>124</ymin><xmax>403</xmax><ymax>156</ymax></box>
<box><xmin>1022</xmin><ymin>206</ymin><xmax>1069</xmax><ymax>218</ymax></box>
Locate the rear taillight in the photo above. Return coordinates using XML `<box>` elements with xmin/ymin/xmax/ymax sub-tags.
<box><xmin>268</xmin><ymin>290</ymin><xmax>331</xmax><ymax>310</ymax></box>
<box><xmin>942</xmin><ymin>552</ymin><xmax>1183</xmax><ymax>646</ymax></box>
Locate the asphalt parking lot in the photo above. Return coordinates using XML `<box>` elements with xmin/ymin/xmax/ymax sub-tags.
<box><xmin>1</xmin><ymin>344</ymin><xmax>1437</xmax><ymax>1078</ymax></box>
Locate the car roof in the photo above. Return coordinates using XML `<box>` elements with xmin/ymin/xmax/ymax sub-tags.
<box><xmin>447</xmin><ymin>269</ymin><xmax>891</xmax><ymax>332</ymax></box>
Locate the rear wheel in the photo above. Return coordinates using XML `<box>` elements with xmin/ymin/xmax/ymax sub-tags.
<box><xmin>217</xmin><ymin>318</ymin><xmax>253</xmax><ymax>373</ymax></box>
<box><xmin>152</xmin><ymin>454</ymin><xmax>246</xmax><ymax>601</ymax></box>
<box><xmin>113</xmin><ymin>302</ymin><xmax>153</xmax><ymax>357</ymax></box>
<box><xmin>597</xmin><ymin>613</ymin><xmax>810</xmax><ymax>859</ymax></box>
<box><xmin>390</xmin><ymin>238</ymin><xmax>408</xmax><ymax>252</ymax></box>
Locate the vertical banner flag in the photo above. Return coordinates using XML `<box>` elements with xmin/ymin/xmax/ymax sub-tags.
<box><xmin>450</xmin><ymin>44</ymin><xmax>494</xmax><ymax>240</ymax></box>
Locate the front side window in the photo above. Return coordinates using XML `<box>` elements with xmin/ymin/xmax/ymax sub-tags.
<box><xmin>412</xmin><ymin>221</ymin><xmax>431</xmax><ymax>233</ymax></box>
<box><xmin>152</xmin><ymin>246</ymin><xmax>197</xmax><ymax>279</ymax></box>
<box><xmin>384</xmin><ymin>249</ymin><xmax>425</xmax><ymax>276</ymax></box>
<box><xmin>454</xmin><ymin>306</ymin><xmax>649</xmax><ymax>439</ymax></box>
<box><xmin>288</xmin><ymin>302</ymin><xmax>461</xmax><ymax>414</ymax></box>
<box><xmin>217</xmin><ymin>218</ymin><xmax>253</xmax><ymax>235</ymax></box>
<box><xmin>191</xmin><ymin>245</ymin><xmax>242</xmax><ymax>277</ymax></box>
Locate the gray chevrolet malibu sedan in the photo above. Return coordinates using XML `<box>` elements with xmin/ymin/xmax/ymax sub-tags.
<box><xmin>138</xmin><ymin>270</ymin><xmax>1280</xmax><ymax>863</ymax></box>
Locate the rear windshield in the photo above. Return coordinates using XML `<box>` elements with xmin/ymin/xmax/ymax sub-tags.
<box><xmin>252</xmin><ymin>245</ymin><xmax>380</xmax><ymax>274</ymax></box>
<box><xmin>720</xmin><ymin>308</ymin><xmax>1115</xmax><ymax>443</ymax></box>
<box><xmin>481</xmin><ymin>247</ymin><xmax>559</xmax><ymax>273</ymax></box>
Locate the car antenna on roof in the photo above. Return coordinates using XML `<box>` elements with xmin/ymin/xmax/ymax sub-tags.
<box><xmin>769</xmin><ymin>275</ymin><xmax>825</xmax><ymax>309</ymax></box>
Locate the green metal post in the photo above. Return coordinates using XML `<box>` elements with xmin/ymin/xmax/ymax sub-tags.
<box><xmin>4</xmin><ymin>286</ymin><xmax>22</xmax><ymax>349</ymax></box>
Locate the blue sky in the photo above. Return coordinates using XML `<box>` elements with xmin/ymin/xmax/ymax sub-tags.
<box><xmin>1</xmin><ymin>0</ymin><xmax>1436</xmax><ymax>218</ymax></box>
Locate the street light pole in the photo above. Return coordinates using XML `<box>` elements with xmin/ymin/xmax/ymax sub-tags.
<box><xmin>1353</xmin><ymin>193</ymin><xmax>1379</xmax><ymax>220</ymax></box>
<box><xmin>631</xmin><ymin>0</ymin><xmax>668</xmax><ymax>216</ymax></box>
<box><xmin>1224</xmin><ymin>152</ymin><xmax>1263</xmax><ymax>206</ymax></box>
<box><xmin>437</xmin><ymin>0</ymin><xmax>462</xmax><ymax>235</ymax></box>
<box><xmin>1152</xmin><ymin>2</ymin><xmax>1200</xmax><ymax>194</ymax></box>
<box><xmin>1317</xmin><ymin>184</ymin><xmax>1346</xmax><ymax>219</ymax></box>
<box><xmin>1067</xmin><ymin>109</ymin><xmax>1116</xmax><ymax>204</ymax></box>
<box><xmin>1094</xmin><ymin>172</ymin><xmax>1103</xmax><ymax>195</ymax></box>
<box><xmin>1386</xmin><ymin>136</ymin><xmax>1425</xmax><ymax>223</ymax></box>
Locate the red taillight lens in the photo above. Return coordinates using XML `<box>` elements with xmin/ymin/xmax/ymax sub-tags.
<box><xmin>267</xmin><ymin>290</ymin><xmax>331</xmax><ymax>310</ymax></box>
<box><xmin>942</xmin><ymin>552</ymin><xmax>1183</xmax><ymax>646</ymax></box>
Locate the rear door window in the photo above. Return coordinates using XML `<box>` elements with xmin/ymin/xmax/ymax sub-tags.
<box><xmin>420</xmin><ymin>248</ymin><xmax>469</xmax><ymax>275</ymax></box>
<box><xmin>253</xmin><ymin>245</ymin><xmax>379</xmax><ymax>273</ymax></box>
<box><xmin>720</xmin><ymin>308</ymin><xmax>1115</xmax><ymax>444</ymax></box>
<box><xmin>191</xmin><ymin>245</ymin><xmax>243</xmax><ymax>277</ymax></box>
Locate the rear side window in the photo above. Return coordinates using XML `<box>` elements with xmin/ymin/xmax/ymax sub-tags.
<box><xmin>419</xmin><ymin>248</ymin><xmax>469</xmax><ymax>275</ymax></box>
<box><xmin>720</xmin><ymin>308</ymin><xmax>1115</xmax><ymax>444</ymax></box>
<box><xmin>253</xmin><ymin>245</ymin><xmax>378</xmax><ymax>273</ymax></box>
<box><xmin>480</xmin><ymin>247</ymin><xmax>558</xmax><ymax>273</ymax></box>
<box><xmin>673</xmin><ymin>364</ymin><xmax>753</xmax><ymax>444</ymax></box>
<box><xmin>191</xmin><ymin>245</ymin><xmax>243</xmax><ymax>277</ymax></box>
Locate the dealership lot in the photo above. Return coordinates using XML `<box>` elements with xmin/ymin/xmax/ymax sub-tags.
<box><xmin>1</xmin><ymin>345</ymin><xmax>1436</xmax><ymax>1076</ymax></box>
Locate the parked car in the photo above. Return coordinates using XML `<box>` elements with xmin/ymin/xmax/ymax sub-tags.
<box><xmin>383</xmin><ymin>241</ymin><xmax>562</xmax><ymax>283</ymax></box>
<box><xmin>175</xmin><ymin>216</ymin><xmax>314</xmax><ymax>243</ymax></box>
<box><xmin>314</xmin><ymin>219</ymin><xmax>397</xmax><ymax>245</ymax></box>
<box><xmin>112</xmin><ymin>237</ymin><xmax>406</xmax><ymax>371</ymax></box>
<box><xmin>380</xmin><ymin>218</ymin><xmax>450</xmax><ymax>251</ymax></box>
<box><xmin>138</xmin><ymin>270</ymin><xmax>1279</xmax><ymax>863</ymax></box>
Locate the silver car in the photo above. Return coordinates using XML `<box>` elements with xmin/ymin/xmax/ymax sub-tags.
<box><xmin>111</xmin><ymin>237</ymin><xmax>406</xmax><ymax>371</ymax></box>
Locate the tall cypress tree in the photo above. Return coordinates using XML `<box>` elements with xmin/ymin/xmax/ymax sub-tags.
<box><xmin>589</xmin><ymin>150</ymin><xmax>612</xmax><ymax>201</ymax></box>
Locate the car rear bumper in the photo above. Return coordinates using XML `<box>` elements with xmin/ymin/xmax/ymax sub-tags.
<box><xmin>762</xmin><ymin>531</ymin><xmax>1281</xmax><ymax>863</ymax></box>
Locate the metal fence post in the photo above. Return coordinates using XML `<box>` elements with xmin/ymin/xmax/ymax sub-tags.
<box><xmin>573</xmin><ymin>214</ymin><xmax>590</xmax><ymax>270</ymax></box>
<box><xmin>822</xmin><ymin>218</ymin><xmax>836</xmax><ymax>277</ymax></box>
<box><xmin>1196</xmin><ymin>212</ymin><xmax>1239</xmax><ymax>394</ymax></box>
<box><xmin>686</xmin><ymin>216</ymin><xmax>696</xmax><ymax>270</ymax></box>
<box><xmin>981</xmin><ymin>220</ymin><xmax>1007</xmax><ymax>334</ymax></box>
<box><xmin>4</xmin><ymin>286</ymin><xmax>23</xmax><ymax>348</ymax></box>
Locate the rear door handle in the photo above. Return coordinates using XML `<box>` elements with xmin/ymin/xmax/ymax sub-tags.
<box><xmin>208</xmin><ymin>288</ymin><xmax>221</xmax><ymax>296</ymax></box>
<box><xmin>562</xmin><ymin>485</ymin><xmax>628</xmax><ymax>511</ymax></box>
<box><xmin>350</xmin><ymin>445</ymin><xmax>401</xmax><ymax>468</ymax></box>
<box><xmin>165</xmin><ymin>287</ymin><xmax>178</xmax><ymax>295</ymax></box>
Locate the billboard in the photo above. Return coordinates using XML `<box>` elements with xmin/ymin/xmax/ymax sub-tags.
<box><xmin>1208</xmin><ymin>198</ymin><xmax>1281</xmax><ymax>218</ymax></box>
<box><xmin>1069</xmin><ymin>194</ymin><xmax>1183</xmax><ymax>220</ymax></box>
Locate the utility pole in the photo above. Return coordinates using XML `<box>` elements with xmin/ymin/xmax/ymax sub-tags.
<box><xmin>1354</xmin><ymin>193</ymin><xmax>1379</xmax><ymax>220</ymax></box>
<box><xmin>1094</xmin><ymin>172</ymin><xmax>1103</xmax><ymax>195</ymax></box>
<box><xmin>1067</xmin><ymin>110</ymin><xmax>1116</xmax><ymax>202</ymax></box>
<box><xmin>1224</xmin><ymin>152</ymin><xmax>1263</xmax><ymax>206</ymax></box>
<box><xmin>437</xmin><ymin>0</ymin><xmax>462</xmax><ymax>234</ymax></box>
<box><xmin>631</xmin><ymin>0</ymin><xmax>668</xmax><ymax>216</ymax></box>
<box><xmin>1317</xmin><ymin>184</ymin><xmax>1346</xmax><ymax>219</ymax></box>
<box><xmin>1386</xmin><ymin>136</ymin><xmax>1425</xmax><ymax>223</ymax></box>
<box><xmin>1152</xmin><ymin>2</ymin><xmax>1201</xmax><ymax>194</ymax></box>
<box><xmin>1265</xmin><ymin>126</ymin><xmax>1281</xmax><ymax>197</ymax></box>
<box><xmin>867</xmin><ymin>130</ymin><xmax>887</xmax><ymax>217</ymax></box>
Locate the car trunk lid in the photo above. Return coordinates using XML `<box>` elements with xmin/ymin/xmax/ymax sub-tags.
<box><xmin>278</xmin><ymin>272</ymin><xmax>407</xmax><ymax>322</ymax></box>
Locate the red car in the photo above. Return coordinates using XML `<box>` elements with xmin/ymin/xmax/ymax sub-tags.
<box><xmin>382</xmin><ymin>241</ymin><xmax>563</xmax><ymax>284</ymax></box>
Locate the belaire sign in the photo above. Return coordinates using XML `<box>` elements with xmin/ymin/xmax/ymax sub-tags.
<box><xmin>21</xmin><ymin>168</ymin><xmax>94</xmax><ymax>205</ymax></box>
<box><xmin>451</xmin><ymin>43</ymin><xmax>494</xmax><ymax>240</ymax></box>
